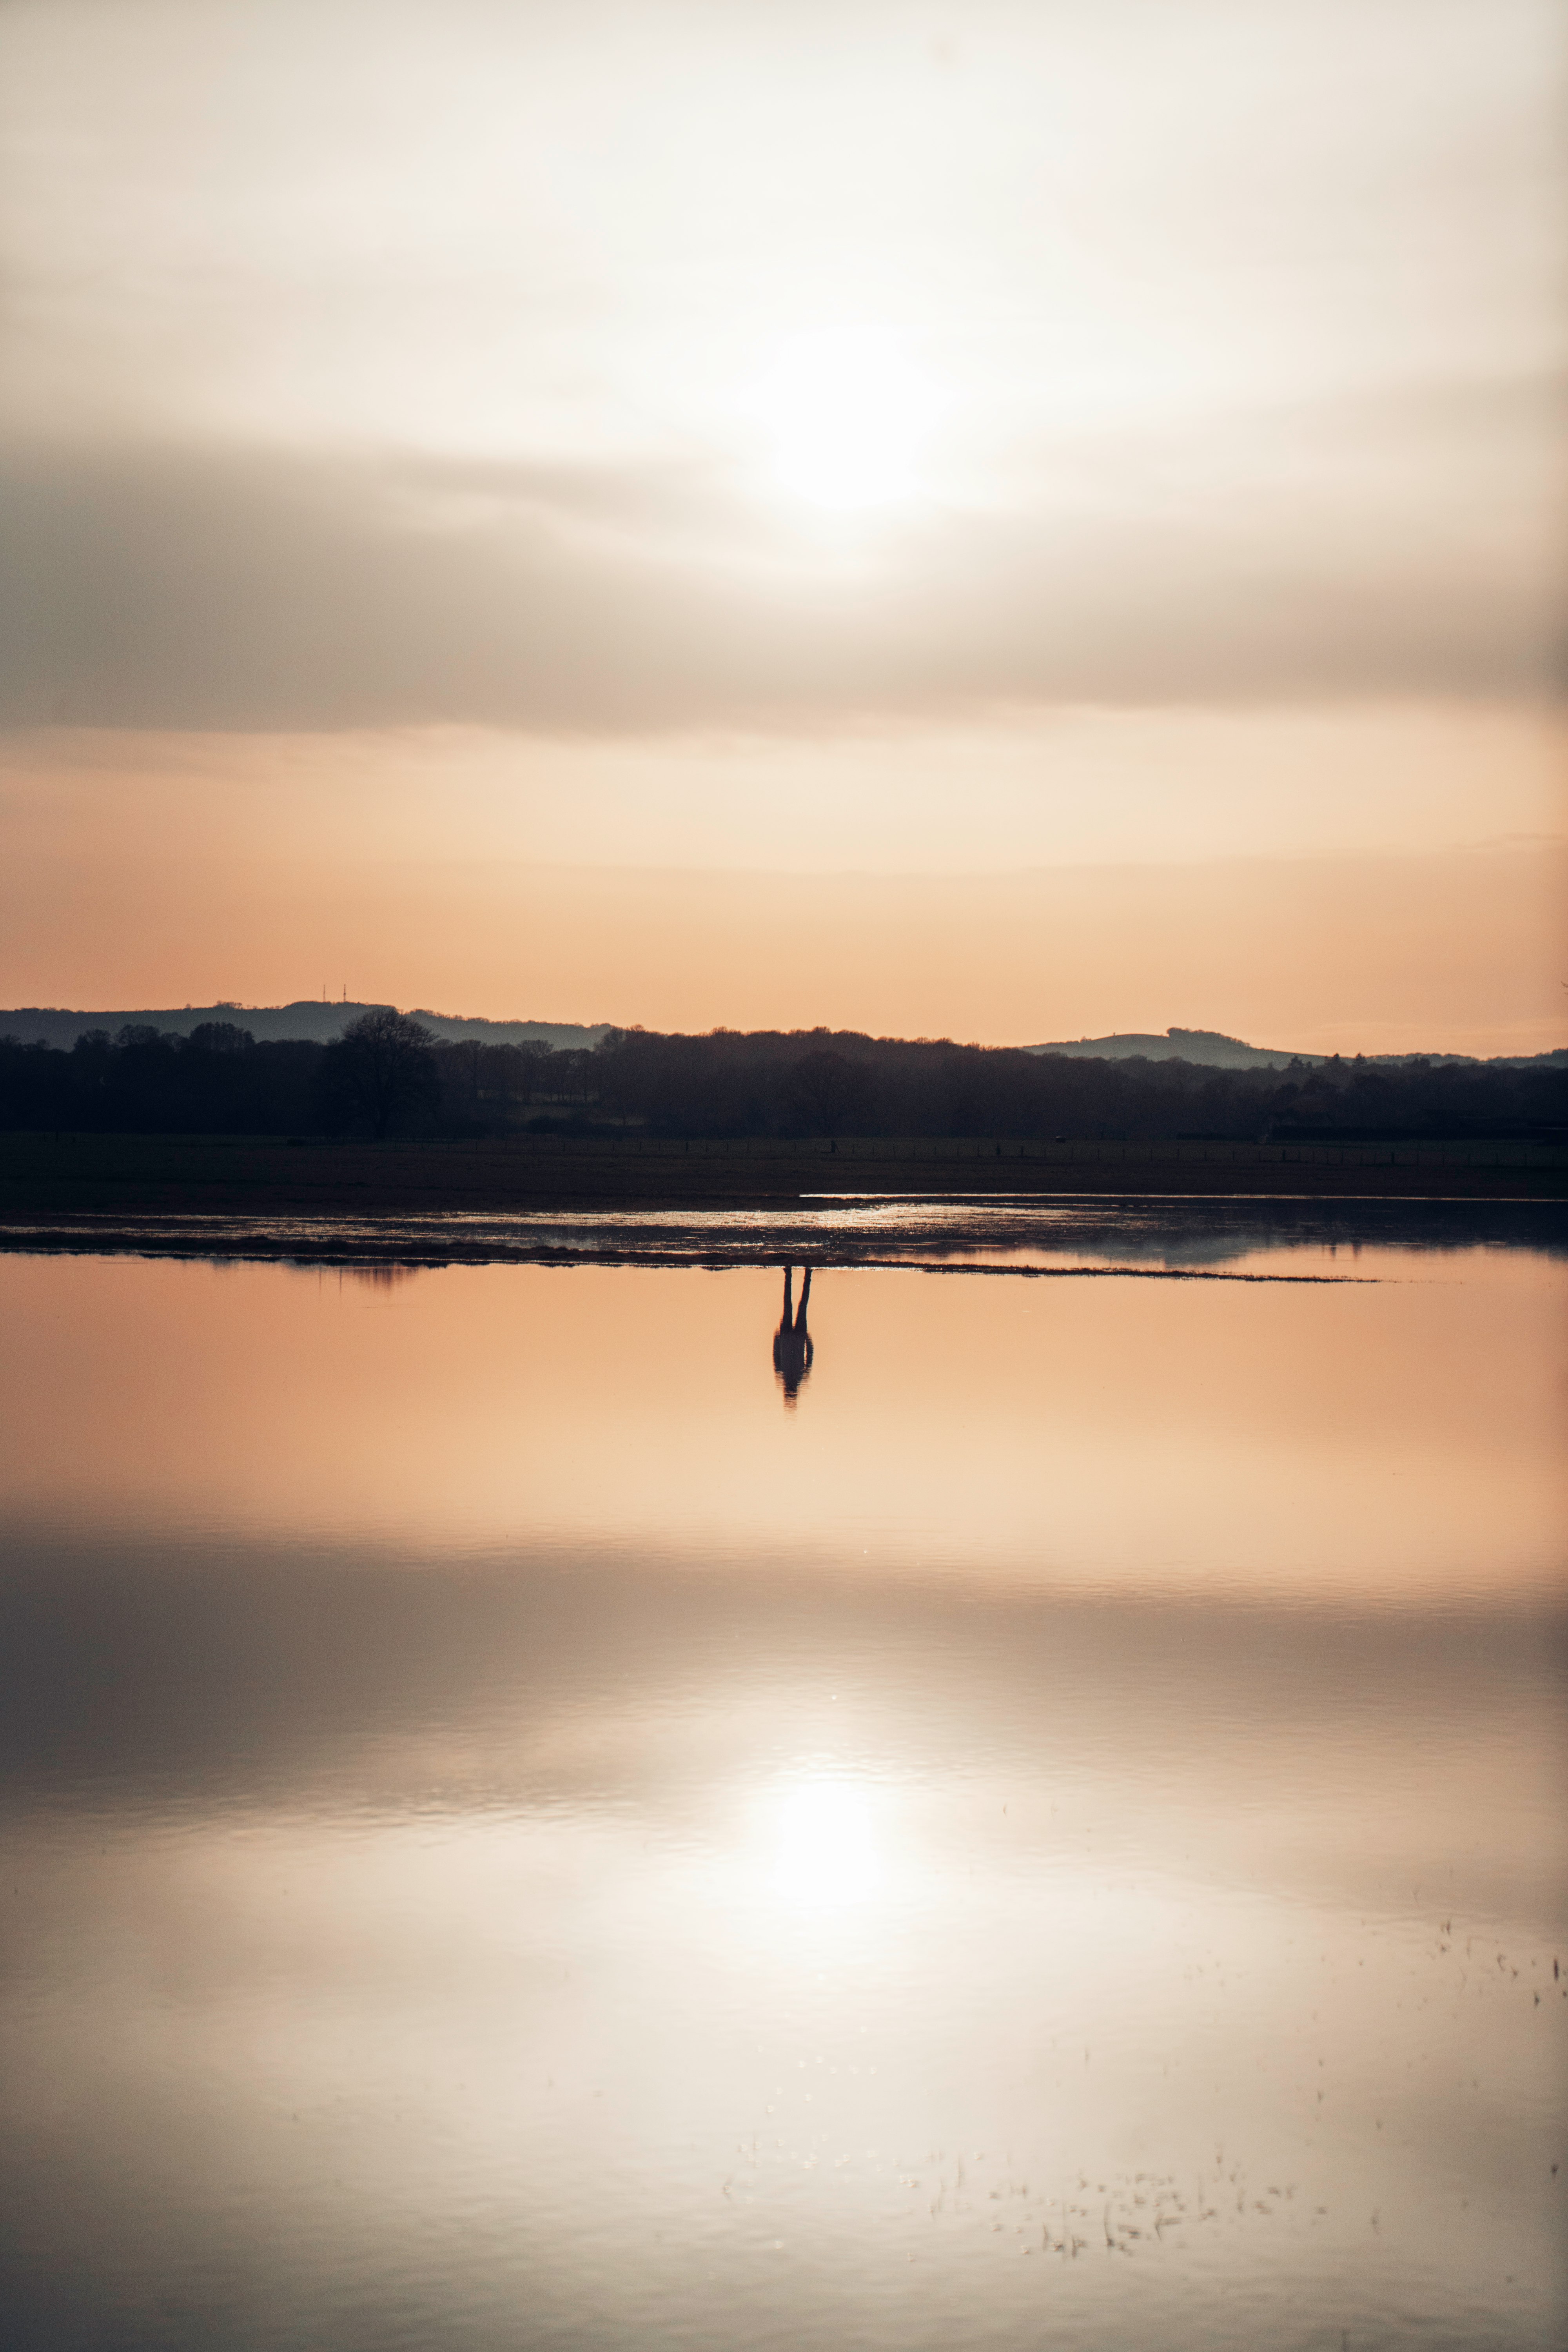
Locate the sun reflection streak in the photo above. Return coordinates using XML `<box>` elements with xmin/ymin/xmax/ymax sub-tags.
<box><xmin>767</xmin><ymin>1773</ymin><xmax>884</xmax><ymax>1913</ymax></box>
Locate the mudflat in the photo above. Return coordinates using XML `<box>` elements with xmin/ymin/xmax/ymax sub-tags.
<box><xmin>0</xmin><ymin>1127</ymin><xmax>1561</xmax><ymax>1231</ymax></box>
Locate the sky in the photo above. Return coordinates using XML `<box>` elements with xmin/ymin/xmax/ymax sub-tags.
<box><xmin>0</xmin><ymin>0</ymin><xmax>1563</xmax><ymax>1049</ymax></box>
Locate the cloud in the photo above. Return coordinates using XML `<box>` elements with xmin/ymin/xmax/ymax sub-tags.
<box><xmin>2</xmin><ymin>2</ymin><xmax>1559</xmax><ymax>732</ymax></box>
<box><xmin>1</xmin><ymin>387</ymin><xmax>1561</xmax><ymax>731</ymax></box>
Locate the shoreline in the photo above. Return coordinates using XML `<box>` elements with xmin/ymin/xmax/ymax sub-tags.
<box><xmin>1</xmin><ymin>1187</ymin><xmax>1562</xmax><ymax>1278</ymax></box>
<box><xmin>1</xmin><ymin>1129</ymin><xmax>1562</xmax><ymax>1229</ymax></box>
<box><xmin>0</xmin><ymin>1226</ymin><xmax>1383</xmax><ymax>1279</ymax></box>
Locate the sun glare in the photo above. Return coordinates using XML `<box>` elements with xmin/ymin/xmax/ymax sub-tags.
<box><xmin>750</xmin><ymin>326</ymin><xmax>942</xmax><ymax>512</ymax></box>
<box><xmin>771</xmin><ymin>1775</ymin><xmax>881</xmax><ymax>1910</ymax></box>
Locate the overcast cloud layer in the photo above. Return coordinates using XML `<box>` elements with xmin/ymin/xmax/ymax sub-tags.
<box><xmin>1</xmin><ymin>379</ymin><xmax>1562</xmax><ymax>730</ymax></box>
<box><xmin>1</xmin><ymin>0</ymin><xmax>1563</xmax><ymax>731</ymax></box>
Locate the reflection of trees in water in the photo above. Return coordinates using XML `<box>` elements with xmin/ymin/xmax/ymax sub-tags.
<box><xmin>772</xmin><ymin>1266</ymin><xmax>815</xmax><ymax>1406</ymax></box>
<box><xmin>335</xmin><ymin>1265</ymin><xmax>420</xmax><ymax>1290</ymax></box>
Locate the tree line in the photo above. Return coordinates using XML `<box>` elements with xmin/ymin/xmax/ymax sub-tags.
<box><xmin>1</xmin><ymin>1009</ymin><xmax>1562</xmax><ymax>1142</ymax></box>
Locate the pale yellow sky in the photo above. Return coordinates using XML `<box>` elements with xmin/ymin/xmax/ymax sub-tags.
<box><xmin>0</xmin><ymin>0</ymin><xmax>1563</xmax><ymax>1045</ymax></box>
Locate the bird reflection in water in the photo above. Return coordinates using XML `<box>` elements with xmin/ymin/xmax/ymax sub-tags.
<box><xmin>771</xmin><ymin>1265</ymin><xmax>815</xmax><ymax>1405</ymax></box>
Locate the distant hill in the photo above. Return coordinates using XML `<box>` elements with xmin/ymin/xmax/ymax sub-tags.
<box><xmin>0</xmin><ymin>1002</ymin><xmax>612</xmax><ymax>1052</ymax></box>
<box><xmin>1030</xmin><ymin>1027</ymin><xmax>1311</xmax><ymax>1070</ymax></box>
<box><xmin>1028</xmin><ymin>1025</ymin><xmax>1567</xmax><ymax>1072</ymax></box>
<box><xmin>4</xmin><ymin>1007</ymin><xmax>1562</xmax><ymax>1072</ymax></box>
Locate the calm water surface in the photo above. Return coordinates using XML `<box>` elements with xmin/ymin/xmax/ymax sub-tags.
<box><xmin>1</xmin><ymin>1207</ymin><xmax>1564</xmax><ymax>2349</ymax></box>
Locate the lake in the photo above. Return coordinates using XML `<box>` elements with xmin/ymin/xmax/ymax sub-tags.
<box><xmin>1</xmin><ymin>1202</ymin><xmax>1564</xmax><ymax>2350</ymax></box>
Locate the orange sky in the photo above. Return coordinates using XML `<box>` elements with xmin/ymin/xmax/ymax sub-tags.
<box><xmin>2</xmin><ymin>788</ymin><xmax>1562</xmax><ymax>1054</ymax></box>
<box><xmin>0</xmin><ymin>0</ymin><xmax>1563</xmax><ymax>1050</ymax></box>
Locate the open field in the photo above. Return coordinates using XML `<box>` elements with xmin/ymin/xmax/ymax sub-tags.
<box><xmin>0</xmin><ymin>1129</ymin><xmax>1562</xmax><ymax>1233</ymax></box>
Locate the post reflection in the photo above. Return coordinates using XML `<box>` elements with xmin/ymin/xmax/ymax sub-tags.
<box><xmin>771</xmin><ymin>1263</ymin><xmax>815</xmax><ymax>1405</ymax></box>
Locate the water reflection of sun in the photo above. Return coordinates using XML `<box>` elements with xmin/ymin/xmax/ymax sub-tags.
<box><xmin>768</xmin><ymin>1773</ymin><xmax>883</xmax><ymax>1911</ymax></box>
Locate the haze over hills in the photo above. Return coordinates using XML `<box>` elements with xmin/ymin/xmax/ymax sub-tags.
<box><xmin>0</xmin><ymin>1003</ymin><xmax>613</xmax><ymax>1053</ymax></box>
<box><xmin>2</xmin><ymin>1005</ymin><xmax>1563</xmax><ymax>1071</ymax></box>
<box><xmin>1030</xmin><ymin>1025</ymin><xmax>1568</xmax><ymax>1071</ymax></box>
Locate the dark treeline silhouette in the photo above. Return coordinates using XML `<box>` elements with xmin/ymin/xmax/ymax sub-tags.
<box><xmin>0</xmin><ymin>1013</ymin><xmax>565</xmax><ymax>1138</ymax></box>
<box><xmin>0</xmin><ymin>1014</ymin><xmax>1563</xmax><ymax>1142</ymax></box>
<box><xmin>586</xmin><ymin>1027</ymin><xmax>1565</xmax><ymax>1143</ymax></box>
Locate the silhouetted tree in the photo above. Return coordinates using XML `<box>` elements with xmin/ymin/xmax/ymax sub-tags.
<box><xmin>787</xmin><ymin>1049</ymin><xmax>872</xmax><ymax>1136</ymax></box>
<box><xmin>186</xmin><ymin>1021</ymin><xmax>254</xmax><ymax>1054</ymax></box>
<box><xmin>317</xmin><ymin>1009</ymin><xmax>438</xmax><ymax>1137</ymax></box>
<box><xmin>513</xmin><ymin>1040</ymin><xmax>554</xmax><ymax>1105</ymax></box>
<box><xmin>3</xmin><ymin>1017</ymin><xmax>1564</xmax><ymax>1141</ymax></box>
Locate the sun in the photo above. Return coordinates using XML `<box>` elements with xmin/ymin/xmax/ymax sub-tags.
<box><xmin>749</xmin><ymin>325</ymin><xmax>942</xmax><ymax>513</ymax></box>
<box><xmin>770</xmin><ymin>1774</ymin><xmax>880</xmax><ymax>1909</ymax></box>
